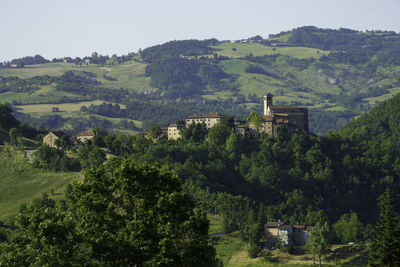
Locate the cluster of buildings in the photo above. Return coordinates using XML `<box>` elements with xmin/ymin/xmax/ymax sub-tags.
<box><xmin>42</xmin><ymin>129</ymin><xmax>97</xmax><ymax>148</ymax></box>
<box><xmin>265</xmin><ymin>221</ymin><xmax>314</xmax><ymax>247</ymax></box>
<box><xmin>167</xmin><ymin>94</ymin><xmax>309</xmax><ymax>140</ymax></box>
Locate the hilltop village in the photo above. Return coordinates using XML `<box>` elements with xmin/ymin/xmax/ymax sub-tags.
<box><xmin>167</xmin><ymin>94</ymin><xmax>309</xmax><ymax>140</ymax></box>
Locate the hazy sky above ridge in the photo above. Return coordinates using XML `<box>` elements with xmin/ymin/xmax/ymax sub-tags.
<box><xmin>1</xmin><ymin>0</ymin><xmax>400</xmax><ymax>61</ymax></box>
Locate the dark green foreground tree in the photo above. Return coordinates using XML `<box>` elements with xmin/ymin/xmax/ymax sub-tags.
<box><xmin>0</xmin><ymin>158</ymin><xmax>220</xmax><ymax>266</ymax></box>
<box><xmin>369</xmin><ymin>188</ymin><xmax>400</xmax><ymax>267</ymax></box>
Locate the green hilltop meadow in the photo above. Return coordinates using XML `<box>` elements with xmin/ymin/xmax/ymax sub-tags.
<box><xmin>1</xmin><ymin>26</ymin><xmax>400</xmax><ymax>265</ymax></box>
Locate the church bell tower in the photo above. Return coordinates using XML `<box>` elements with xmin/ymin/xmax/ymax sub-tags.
<box><xmin>264</xmin><ymin>93</ymin><xmax>273</xmax><ymax>115</ymax></box>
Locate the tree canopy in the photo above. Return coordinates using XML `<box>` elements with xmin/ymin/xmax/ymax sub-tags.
<box><xmin>0</xmin><ymin>158</ymin><xmax>220</xmax><ymax>266</ymax></box>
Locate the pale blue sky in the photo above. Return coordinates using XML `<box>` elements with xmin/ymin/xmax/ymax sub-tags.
<box><xmin>1</xmin><ymin>0</ymin><xmax>399</xmax><ymax>61</ymax></box>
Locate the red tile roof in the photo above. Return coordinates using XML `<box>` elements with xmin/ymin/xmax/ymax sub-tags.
<box><xmin>273</xmin><ymin>114</ymin><xmax>290</xmax><ymax>118</ymax></box>
<box><xmin>261</xmin><ymin>115</ymin><xmax>274</xmax><ymax>121</ymax></box>
<box><xmin>269</xmin><ymin>105</ymin><xmax>301</xmax><ymax>110</ymax></box>
<box><xmin>51</xmin><ymin>131</ymin><xmax>66</xmax><ymax>137</ymax></box>
<box><xmin>187</xmin><ymin>113</ymin><xmax>224</xmax><ymax>119</ymax></box>
<box><xmin>265</xmin><ymin>222</ymin><xmax>286</xmax><ymax>228</ymax></box>
<box><xmin>77</xmin><ymin>129</ymin><xmax>96</xmax><ymax>136</ymax></box>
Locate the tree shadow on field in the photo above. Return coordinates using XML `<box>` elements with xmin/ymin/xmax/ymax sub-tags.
<box><xmin>326</xmin><ymin>245</ymin><xmax>368</xmax><ymax>266</ymax></box>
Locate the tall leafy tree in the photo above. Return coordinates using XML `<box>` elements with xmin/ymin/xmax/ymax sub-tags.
<box><xmin>0</xmin><ymin>104</ymin><xmax>19</xmax><ymax>131</ymax></box>
<box><xmin>207</xmin><ymin>121</ymin><xmax>231</xmax><ymax>147</ymax></box>
<box><xmin>69</xmin><ymin>158</ymin><xmax>221</xmax><ymax>266</ymax></box>
<box><xmin>0</xmin><ymin>194</ymin><xmax>82</xmax><ymax>266</ymax></box>
<box><xmin>369</xmin><ymin>188</ymin><xmax>400</xmax><ymax>267</ymax></box>
<box><xmin>307</xmin><ymin>221</ymin><xmax>331</xmax><ymax>267</ymax></box>
<box><xmin>9</xmin><ymin>127</ymin><xmax>22</xmax><ymax>146</ymax></box>
<box><xmin>333</xmin><ymin>211</ymin><xmax>363</xmax><ymax>243</ymax></box>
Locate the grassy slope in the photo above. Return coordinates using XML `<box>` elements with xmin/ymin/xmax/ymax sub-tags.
<box><xmin>206</xmin><ymin>43</ymin><xmax>400</xmax><ymax>118</ymax></box>
<box><xmin>0</xmin><ymin>61</ymin><xmax>152</xmax><ymax>92</ymax></box>
<box><xmin>204</xmin><ymin>43</ymin><xmax>339</xmax><ymax>108</ymax></box>
<box><xmin>209</xmin><ymin>214</ymin><xmax>368</xmax><ymax>266</ymax></box>
<box><xmin>0</xmin><ymin>146</ymin><xmax>80</xmax><ymax>220</ymax></box>
<box><xmin>211</xmin><ymin>43</ymin><xmax>329</xmax><ymax>59</ymax></box>
<box><xmin>14</xmin><ymin>100</ymin><xmax>126</xmax><ymax>113</ymax></box>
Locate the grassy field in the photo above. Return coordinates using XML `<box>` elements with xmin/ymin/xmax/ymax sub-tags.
<box><xmin>268</xmin><ymin>33</ymin><xmax>292</xmax><ymax>43</ymax></box>
<box><xmin>210</xmin><ymin>43</ymin><xmax>330</xmax><ymax>59</ymax></box>
<box><xmin>0</xmin><ymin>90</ymin><xmax>87</xmax><ymax>105</ymax></box>
<box><xmin>0</xmin><ymin>61</ymin><xmax>154</xmax><ymax>93</ymax></box>
<box><xmin>213</xmin><ymin>238</ymin><xmax>368</xmax><ymax>267</ymax></box>
<box><xmin>14</xmin><ymin>100</ymin><xmax>126</xmax><ymax>113</ymax></box>
<box><xmin>0</xmin><ymin>146</ymin><xmax>80</xmax><ymax>220</ymax></box>
<box><xmin>208</xmin><ymin>214</ymin><xmax>368</xmax><ymax>266</ymax></box>
<box><xmin>100</xmin><ymin>61</ymin><xmax>153</xmax><ymax>92</ymax></box>
<box><xmin>219</xmin><ymin>59</ymin><xmax>250</xmax><ymax>75</ymax></box>
<box><xmin>0</xmin><ymin>92</ymin><xmax>32</xmax><ymax>103</ymax></box>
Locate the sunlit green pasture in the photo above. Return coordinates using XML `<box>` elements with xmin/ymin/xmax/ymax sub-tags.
<box><xmin>0</xmin><ymin>146</ymin><xmax>79</xmax><ymax>220</ymax></box>
<box><xmin>210</xmin><ymin>43</ymin><xmax>329</xmax><ymax>59</ymax></box>
<box><xmin>14</xmin><ymin>100</ymin><xmax>125</xmax><ymax>113</ymax></box>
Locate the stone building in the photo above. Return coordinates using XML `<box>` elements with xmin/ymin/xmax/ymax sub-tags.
<box><xmin>185</xmin><ymin>113</ymin><xmax>224</xmax><ymax>129</ymax></box>
<box><xmin>167</xmin><ymin>123</ymin><xmax>184</xmax><ymax>140</ymax></box>
<box><xmin>167</xmin><ymin>113</ymin><xmax>226</xmax><ymax>140</ymax></box>
<box><xmin>42</xmin><ymin>131</ymin><xmax>67</xmax><ymax>148</ymax></box>
<box><xmin>264</xmin><ymin>221</ymin><xmax>314</xmax><ymax>247</ymax></box>
<box><xmin>249</xmin><ymin>94</ymin><xmax>308</xmax><ymax>136</ymax></box>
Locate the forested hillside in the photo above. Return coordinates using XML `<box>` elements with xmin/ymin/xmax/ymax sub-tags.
<box><xmin>2</xmin><ymin>26</ymin><xmax>400</xmax><ymax>135</ymax></box>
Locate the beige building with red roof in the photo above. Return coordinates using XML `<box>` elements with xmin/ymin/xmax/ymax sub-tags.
<box><xmin>185</xmin><ymin>113</ymin><xmax>225</xmax><ymax>129</ymax></box>
<box><xmin>167</xmin><ymin>113</ymin><xmax>225</xmax><ymax>140</ymax></box>
<box><xmin>76</xmin><ymin>129</ymin><xmax>97</xmax><ymax>143</ymax></box>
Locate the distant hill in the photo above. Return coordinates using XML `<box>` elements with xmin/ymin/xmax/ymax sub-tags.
<box><xmin>1</xmin><ymin>26</ymin><xmax>400</xmax><ymax>134</ymax></box>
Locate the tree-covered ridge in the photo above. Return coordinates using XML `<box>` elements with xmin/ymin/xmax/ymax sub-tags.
<box><xmin>284</xmin><ymin>26</ymin><xmax>400</xmax><ymax>65</ymax></box>
<box><xmin>0</xmin><ymin>55</ymin><xmax>50</xmax><ymax>68</ymax></box>
<box><xmin>339</xmin><ymin>92</ymin><xmax>400</xmax><ymax>142</ymax></box>
<box><xmin>141</xmin><ymin>39</ymin><xmax>218</xmax><ymax>62</ymax></box>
